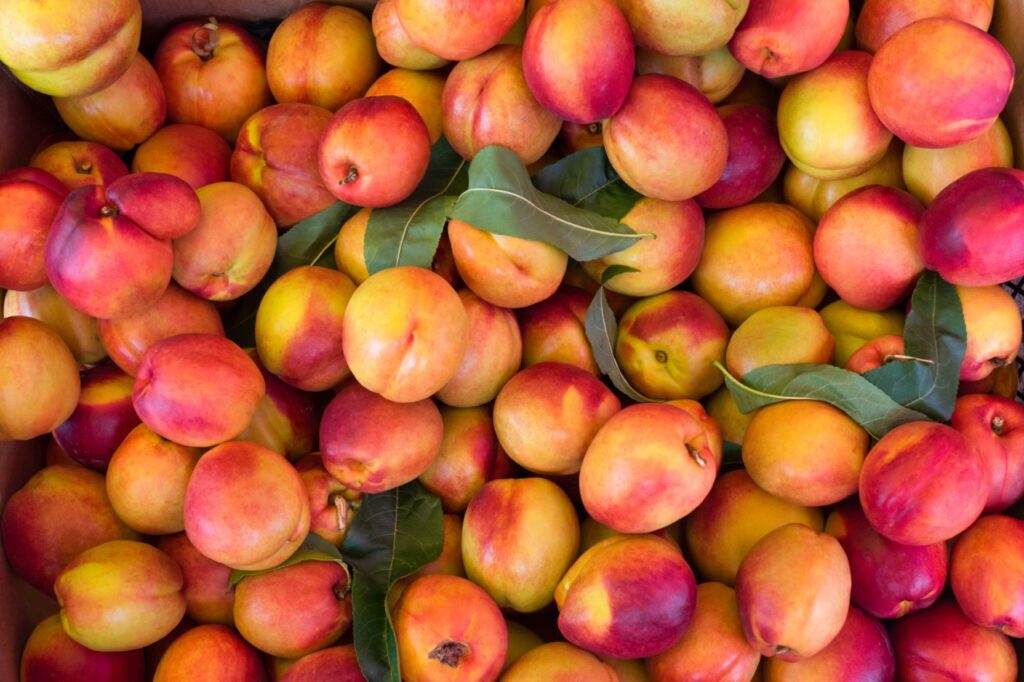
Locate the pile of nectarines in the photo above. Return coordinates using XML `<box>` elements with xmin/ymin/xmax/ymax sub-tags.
<box><xmin>2</xmin><ymin>0</ymin><xmax>1024</xmax><ymax>680</ymax></box>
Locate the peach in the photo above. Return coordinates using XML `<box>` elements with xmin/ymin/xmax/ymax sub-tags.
<box><xmin>646</xmin><ymin>582</ymin><xmax>761</xmax><ymax>682</ymax></box>
<box><xmin>904</xmin><ymin>118</ymin><xmax>1013</xmax><ymax>205</ymax></box>
<box><xmin>580</xmin><ymin>516</ymin><xmax>682</xmax><ymax>553</ymax></box>
<box><xmin>0</xmin><ymin>316</ymin><xmax>80</xmax><ymax>441</ymax></box>
<box><xmin>867</xmin><ymin>18</ymin><xmax>1013</xmax><ymax>148</ymax></box>
<box><xmin>342</xmin><ymin>266</ymin><xmax>468</xmax><ymax>403</ymax></box>
<box><xmin>783</xmin><ymin>143</ymin><xmax>905</xmax><ymax>221</ymax></box>
<box><xmin>172</xmin><ymin>182</ymin><xmax>277</xmax><ymax>301</ymax></box>
<box><xmin>503</xmin><ymin>622</ymin><xmax>543</xmax><ymax>672</ymax></box>
<box><xmin>56</xmin><ymin>540</ymin><xmax>185</xmax><ymax>651</ymax></box>
<box><xmin>238</xmin><ymin>358</ymin><xmax>322</xmax><ymax>460</ymax></box>
<box><xmin>685</xmin><ymin>470</ymin><xmax>824</xmax><ymax>585</ymax></box>
<box><xmin>557</xmin><ymin>535</ymin><xmax>697</xmax><ymax>659</ymax></box>
<box><xmin>20</xmin><ymin>613</ymin><xmax>145</xmax><ymax>682</ymax></box>
<box><xmin>334</xmin><ymin>208</ymin><xmax>372</xmax><ymax>285</ymax></box>
<box><xmin>501</xmin><ymin>642</ymin><xmax>618</xmax><ymax>681</ymax></box>
<box><xmin>371</xmin><ymin>0</ymin><xmax>449</xmax><ymax>70</ymax></box>
<box><xmin>1</xmin><ymin>464</ymin><xmax>137</xmax><ymax>596</ymax></box>
<box><xmin>636</xmin><ymin>46</ymin><xmax>745</xmax><ymax>104</ymax></box>
<box><xmin>728</xmin><ymin>0</ymin><xmax>848</xmax><ymax>78</ymax></box>
<box><xmin>950</xmin><ymin>394</ymin><xmax>1024</xmax><ymax>512</ymax></box>
<box><xmin>280</xmin><ymin>645</ymin><xmax>363</xmax><ymax>682</ymax></box>
<box><xmin>266</xmin><ymin>3</ymin><xmax>380</xmax><ymax>111</ymax></box>
<box><xmin>0</xmin><ymin>166</ymin><xmax>67</xmax><ymax>290</ymax></box>
<box><xmin>255</xmin><ymin>265</ymin><xmax>355</xmax><ymax>392</ymax></box>
<box><xmin>951</xmin><ymin>514</ymin><xmax>1024</xmax><ymax>635</ymax></box>
<box><xmin>517</xmin><ymin>285</ymin><xmax>598</xmax><ymax>375</ymax></box>
<box><xmin>133</xmin><ymin>334</ymin><xmax>265</xmax><ymax>447</ymax></box>
<box><xmin>737</xmin><ymin>524</ymin><xmax>851</xmax><ymax>661</ymax></box>
<box><xmin>494</xmin><ymin>362</ymin><xmax>620</xmax><ymax>475</ymax></box>
<box><xmin>691</xmin><ymin>203</ymin><xmax>817</xmax><ymax>326</ymax></box>
<box><xmin>295</xmin><ymin>455</ymin><xmax>361</xmax><ymax>547</ymax></box>
<box><xmin>819</xmin><ymin>300</ymin><xmax>905</xmax><ymax>367</ymax></box>
<box><xmin>45</xmin><ymin>185</ymin><xmax>174</xmax><ymax>319</ymax></box>
<box><xmin>97</xmin><ymin>283</ymin><xmax>224</xmax><ymax>376</ymax></box>
<box><xmin>623</xmin><ymin>0</ymin><xmax>749</xmax><ymax>56</ymax></box>
<box><xmin>581</xmin><ymin>403</ymin><xmax>717</xmax><ymax>533</ymax></box>
<box><xmin>395</xmin><ymin>0</ymin><xmax>523</xmax><ymax>61</ymax></box>
<box><xmin>742</xmin><ymin>401</ymin><xmax>868</xmax><ymax>507</ymax></box>
<box><xmin>105</xmin><ymin>424</ymin><xmax>201</xmax><ymax>535</ymax></box>
<box><xmin>814</xmin><ymin>186</ymin><xmax>924</xmax><ymax>310</ymax></box>
<box><xmin>234</xmin><ymin>560</ymin><xmax>351</xmax><ymax>659</ymax></box>
<box><xmin>419</xmin><ymin>406</ymin><xmax>515</xmax><ymax>512</ymax></box>
<box><xmin>697</xmin><ymin>103</ymin><xmax>786</xmax><ymax>209</ymax></box>
<box><xmin>53</xmin><ymin>52</ymin><xmax>166</xmax><ymax>151</ymax></box>
<box><xmin>957</xmin><ymin>285</ymin><xmax>1023</xmax><ymax>382</ymax></box>
<box><xmin>153</xmin><ymin>625</ymin><xmax>266</xmax><ymax>682</ymax></box>
<box><xmin>615</xmin><ymin>290</ymin><xmax>729</xmax><ymax>400</ymax></box>
<box><xmin>557</xmin><ymin>121</ymin><xmax>605</xmax><ymax>155</ymax></box>
<box><xmin>777</xmin><ymin>52</ymin><xmax>892</xmax><ymax>180</ymax></box>
<box><xmin>448</xmin><ymin>218</ymin><xmax>568</xmax><ymax>309</ymax></box>
<box><xmin>320</xmin><ymin>382</ymin><xmax>443</xmax><ymax>493</ymax></box>
<box><xmin>602</xmin><ymin>657</ymin><xmax>649</xmax><ymax>682</ymax></box>
<box><xmin>157</xmin><ymin>533</ymin><xmax>236</xmax><ymax>626</ymax></box>
<box><xmin>0</xmin><ymin>0</ymin><xmax>140</xmax><ymax>97</ymax></box>
<box><xmin>705</xmin><ymin>384</ymin><xmax>755</xmax><ymax>444</ymax></box>
<box><xmin>318</xmin><ymin>96</ymin><xmax>431</xmax><ymax>208</ymax></box>
<box><xmin>366</xmin><ymin>68</ymin><xmax>446</xmax><ymax>143</ymax></box>
<box><xmin>3</xmin><ymin>285</ymin><xmax>106</xmax><ymax>365</ymax></box>
<box><xmin>437</xmin><ymin>290</ymin><xmax>522</xmax><ymax>407</ymax></box>
<box><xmin>409</xmin><ymin>513</ymin><xmax>466</xmax><ymax>580</ymax></box>
<box><xmin>154</xmin><ymin>18</ymin><xmax>273</xmax><ymax>141</ymax></box>
<box><xmin>668</xmin><ymin>398</ymin><xmax>725</xmax><ymax>469</ymax></box>
<box><xmin>919</xmin><ymin>168</ymin><xmax>1024</xmax><ymax>287</ymax></box>
<box><xmin>856</xmin><ymin>0</ymin><xmax>995</xmax><ymax>54</ymax></box>
<box><xmin>443</xmin><ymin>45</ymin><xmax>560</xmax><ymax>165</ymax></box>
<box><xmin>184</xmin><ymin>441</ymin><xmax>309</xmax><ymax>571</ymax></box>
<box><xmin>844</xmin><ymin>334</ymin><xmax>905</xmax><ymax>374</ymax></box>
<box><xmin>30</xmin><ymin>140</ymin><xmax>128</xmax><ymax>190</ymax></box>
<box><xmin>762</xmin><ymin>606</ymin><xmax>895</xmax><ymax>681</ymax></box>
<box><xmin>105</xmin><ymin>172</ymin><xmax>201</xmax><ymax>240</ymax></box>
<box><xmin>583</xmin><ymin>198</ymin><xmax>704</xmax><ymax>297</ymax></box>
<box><xmin>891</xmin><ymin>600</ymin><xmax>1018</xmax><ymax>681</ymax></box>
<box><xmin>605</xmin><ymin>74</ymin><xmax>727</xmax><ymax>200</ymax></box>
<box><xmin>231</xmin><ymin>103</ymin><xmax>336</xmax><ymax>228</ymax></box>
<box><xmin>825</xmin><ymin>500</ymin><xmax>947</xmax><ymax>619</ymax></box>
<box><xmin>131</xmin><ymin>124</ymin><xmax>231</xmax><ymax>189</ymax></box>
<box><xmin>859</xmin><ymin>421</ymin><xmax>987</xmax><ymax>545</ymax></box>
<box><xmin>463</xmin><ymin>477</ymin><xmax>580</xmax><ymax>612</ymax></box>
<box><xmin>725</xmin><ymin>306</ymin><xmax>835</xmax><ymax>378</ymax></box>
<box><xmin>53</xmin><ymin>363</ymin><xmax>140</xmax><ymax>470</ymax></box>
<box><xmin>393</xmin><ymin>574</ymin><xmax>508</xmax><ymax>681</ymax></box>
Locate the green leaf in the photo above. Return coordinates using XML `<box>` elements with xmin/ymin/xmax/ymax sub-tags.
<box><xmin>716</xmin><ymin>361</ymin><xmax>931</xmax><ymax>440</ymax></box>
<box><xmin>364</xmin><ymin>138</ymin><xmax>468</xmax><ymax>275</ymax></box>
<box><xmin>532</xmin><ymin>146</ymin><xmax>643</xmax><ymax>219</ymax></box>
<box><xmin>341</xmin><ymin>482</ymin><xmax>444</xmax><ymax>682</ymax></box>
<box><xmin>228</xmin><ymin>533</ymin><xmax>350</xmax><ymax>588</ymax></box>
<box><xmin>862</xmin><ymin>272</ymin><xmax>966</xmax><ymax>422</ymax></box>
<box><xmin>224</xmin><ymin>201</ymin><xmax>359</xmax><ymax>346</ymax></box>
<box><xmin>584</xmin><ymin>287</ymin><xmax>659</xmax><ymax>403</ymax></box>
<box><xmin>721</xmin><ymin>441</ymin><xmax>743</xmax><ymax>470</ymax></box>
<box><xmin>600</xmin><ymin>264</ymin><xmax>640</xmax><ymax>285</ymax></box>
<box><xmin>449</xmin><ymin>146</ymin><xmax>652</xmax><ymax>261</ymax></box>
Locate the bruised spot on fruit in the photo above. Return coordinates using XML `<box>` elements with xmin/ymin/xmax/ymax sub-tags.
<box><xmin>429</xmin><ymin>640</ymin><xmax>471</xmax><ymax>668</ymax></box>
<box><xmin>191</xmin><ymin>18</ymin><xmax>220</xmax><ymax>61</ymax></box>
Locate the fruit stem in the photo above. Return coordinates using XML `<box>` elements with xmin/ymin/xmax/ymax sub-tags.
<box><xmin>75</xmin><ymin>161</ymin><xmax>93</xmax><ymax>175</ymax></box>
<box><xmin>341</xmin><ymin>165</ymin><xmax>359</xmax><ymax>185</ymax></box>
<box><xmin>99</xmin><ymin>205</ymin><xmax>118</xmax><ymax>218</ymax></box>
<box><xmin>191</xmin><ymin>17</ymin><xmax>220</xmax><ymax>60</ymax></box>
<box><xmin>587</xmin><ymin>122</ymin><xmax>602</xmax><ymax>135</ymax></box>
<box><xmin>883</xmin><ymin>354</ymin><xmax>934</xmax><ymax>365</ymax></box>
<box><xmin>332</xmin><ymin>494</ymin><xmax>350</xmax><ymax>536</ymax></box>
<box><xmin>428</xmin><ymin>640</ymin><xmax>471</xmax><ymax>668</ymax></box>
<box><xmin>993</xmin><ymin>416</ymin><xmax>1006</xmax><ymax>436</ymax></box>
<box><xmin>686</xmin><ymin>444</ymin><xmax>707</xmax><ymax>468</ymax></box>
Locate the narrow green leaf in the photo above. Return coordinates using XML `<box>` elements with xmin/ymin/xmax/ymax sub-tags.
<box><xmin>364</xmin><ymin>138</ymin><xmax>468</xmax><ymax>275</ymax></box>
<box><xmin>341</xmin><ymin>482</ymin><xmax>444</xmax><ymax>682</ymax></box>
<box><xmin>224</xmin><ymin>201</ymin><xmax>359</xmax><ymax>346</ymax></box>
<box><xmin>716</xmin><ymin>361</ymin><xmax>931</xmax><ymax>440</ymax></box>
<box><xmin>533</xmin><ymin>146</ymin><xmax>643</xmax><ymax>219</ymax></box>
<box><xmin>862</xmin><ymin>272</ymin><xmax>966</xmax><ymax>421</ymax></box>
<box><xmin>449</xmin><ymin>146</ymin><xmax>652</xmax><ymax>261</ymax></box>
<box><xmin>584</xmin><ymin>287</ymin><xmax>659</xmax><ymax>403</ymax></box>
<box><xmin>600</xmin><ymin>264</ymin><xmax>640</xmax><ymax>285</ymax></box>
<box><xmin>228</xmin><ymin>533</ymin><xmax>350</xmax><ymax>587</ymax></box>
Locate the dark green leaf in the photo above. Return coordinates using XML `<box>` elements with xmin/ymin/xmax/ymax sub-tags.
<box><xmin>227</xmin><ymin>533</ymin><xmax>349</xmax><ymax>587</ymax></box>
<box><xmin>449</xmin><ymin>146</ymin><xmax>652</xmax><ymax>261</ymax></box>
<box><xmin>364</xmin><ymin>138</ymin><xmax>468</xmax><ymax>275</ymax></box>
<box><xmin>584</xmin><ymin>287</ymin><xmax>658</xmax><ymax>403</ymax></box>
<box><xmin>862</xmin><ymin>272</ymin><xmax>966</xmax><ymax>421</ymax></box>
<box><xmin>533</xmin><ymin>146</ymin><xmax>643</xmax><ymax>219</ymax></box>
<box><xmin>721</xmin><ymin>441</ymin><xmax>743</xmax><ymax>470</ymax></box>
<box><xmin>224</xmin><ymin>201</ymin><xmax>359</xmax><ymax>346</ymax></box>
<box><xmin>342</xmin><ymin>481</ymin><xmax>444</xmax><ymax>682</ymax></box>
<box><xmin>716</xmin><ymin>361</ymin><xmax>931</xmax><ymax>440</ymax></box>
<box><xmin>600</xmin><ymin>264</ymin><xmax>640</xmax><ymax>285</ymax></box>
